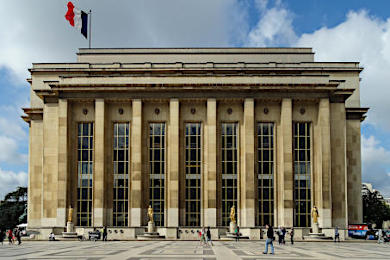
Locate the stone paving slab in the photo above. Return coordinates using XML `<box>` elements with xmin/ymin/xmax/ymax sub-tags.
<box><xmin>0</xmin><ymin>241</ymin><xmax>390</xmax><ymax>259</ymax></box>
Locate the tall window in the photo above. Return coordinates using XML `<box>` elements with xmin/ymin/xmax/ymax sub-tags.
<box><xmin>77</xmin><ymin>123</ymin><xmax>93</xmax><ymax>226</ymax></box>
<box><xmin>257</xmin><ymin>123</ymin><xmax>274</xmax><ymax>226</ymax></box>
<box><xmin>149</xmin><ymin>123</ymin><xmax>165</xmax><ymax>226</ymax></box>
<box><xmin>221</xmin><ymin>123</ymin><xmax>238</xmax><ymax>226</ymax></box>
<box><xmin>185</xmin><ymin>123</ymin><xmax>202</xmax><ymax>226</ymax></box>
<box><xmin>293</xmin><ymin>122</ymin><xmax>311</xmax><ymax>227</ymax></box>
<box><xmin>113</xmin><ymin>123</ymin><xmax>129</xmax><ymax>226</ymax></box>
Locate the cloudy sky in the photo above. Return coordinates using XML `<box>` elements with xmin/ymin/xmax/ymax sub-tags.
<box><xmin>1</xmin><ymin>0</ymin><xmax>390</xmax><ymax>199</ymax></box>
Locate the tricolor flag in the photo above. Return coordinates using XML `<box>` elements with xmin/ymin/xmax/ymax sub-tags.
<box><xmin>65</xmin><ymin>1</ymin><xmax>88</xmax><ymax>39</ymax></box>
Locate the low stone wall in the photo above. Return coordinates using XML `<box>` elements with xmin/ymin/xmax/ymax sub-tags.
<box><xmin>27</xmin><ymin>226</ymin><xmax>349</xmax><ymax>241</ymax></box>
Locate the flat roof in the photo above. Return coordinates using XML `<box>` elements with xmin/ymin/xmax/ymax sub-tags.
<box><xmin>78</xmin><ymin>47</ymin><xmax>314</xmax><ymax>55</ymax></box>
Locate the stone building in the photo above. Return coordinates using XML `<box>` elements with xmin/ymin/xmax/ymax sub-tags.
<box><xmin>23</xmin><ymin>48</ymin><xmax>368</xmax><ymax>240</ymax></box>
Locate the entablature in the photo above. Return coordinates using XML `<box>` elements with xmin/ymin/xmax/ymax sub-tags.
<box><xmin>21</xmin><ymin>108</ymin><xmax>43</xmax><ymax>125</ymax></box>
<box><xmin>346</xmin><ymin>107</ymin><xmax>369</xmax><ymax>122</ymax></box>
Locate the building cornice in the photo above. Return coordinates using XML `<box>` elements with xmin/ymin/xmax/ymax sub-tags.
<box><xmin>21</xmin><ymin>108</ymin><xmax>43</xmax><ymax>125</ymax></box>
<box><xmin>28</xmin><ymin>62</ymin><xmax>363</xmax><ymax>74</ymax></box>
<box><xmin>346</xmin><ymin>107</ymin><xmax>369</xmax><ymax>122</ymax></box>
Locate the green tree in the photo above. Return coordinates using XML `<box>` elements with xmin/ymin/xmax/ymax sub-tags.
<box><xmin>0</xmin><ymin>186</ymin><xmax>27</xmax><ymax>231</ymax></box>
<box><xmin>363</xmin><ymin>190</ymin><xmax>390</xmax><ymax>228</ymax></box>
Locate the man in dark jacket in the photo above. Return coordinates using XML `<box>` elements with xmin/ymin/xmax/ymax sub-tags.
<box><xmin>15</xmin><ymin>228</ymin><xmax>21</xmax><ymax>245</ymax></box>
<box><xmin>263</xmin><ymin>224</ymin><xmax>275</xmax><ymax>255</ymax></box>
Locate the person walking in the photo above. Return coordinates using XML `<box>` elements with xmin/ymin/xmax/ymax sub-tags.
<box><xmin>7</xmin><ymin>229</ymin><xmax>13</xmax><ymax>245</ymax></box>
<box><xmin>277</xmin><ymin>226</ymin><xmax>283</xmax><ymax>245</ymax></box>
<box><xmin>0</xmin><ymin>229</ymin><xmax>4</xmax><ymax>245</ymax></box>
<box><xmin>15</xmin><ymin>228</ymin><xmax>21</xmax><ymax>245</ymax></box>
<box><xmin>290</xmin><ymin>228</ymin><xmax>294</xmax><ymax>245</ymax></box>
<box><xmin>103</xmin><ymin>226</ymin><xmax>107</xmax><ymax>241</ymax></box>
<box><xmin>378</xmin><ymin>229</ymin><xmax>383</xmax><ymax>244</ymax></box>
<box><xmin>235</xmin><ymin>226</ymin><xmax>240</xmax><ymax>242</ymax></box>
<box><xmin>334</xmin><ymin>226</ymin><xmax>340</xmax><ymax>242</ymax></box>
<box><xmin>281</xmin><ymin>227</ymin><xmax>286</xmax><ymax>244</ymax></box>
<box><xmin>206</xmin><ymin>227</ymin><xmax>213</xmax><ymax>246</ymax></box>
<box><xmin>263</xmin><ymin>224</ymin><xmax>275</xmax><ymax>255</ymax></box>
<box><xmin>201</xmin><ymin>227</ymin><xmax>208</xmax><ymax>246</ymax></box>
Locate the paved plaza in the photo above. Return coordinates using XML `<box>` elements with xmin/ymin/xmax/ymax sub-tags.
<box><xmin>0</xmin><ymin>241</ymin><xmax>390</xmax><ymax>259</ymax></box>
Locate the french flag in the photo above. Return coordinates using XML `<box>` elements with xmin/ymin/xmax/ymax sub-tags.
<box><xmin>65</xmin><ymin>1</ymin><xmax>88</xmax><ymax>39</ymax></box>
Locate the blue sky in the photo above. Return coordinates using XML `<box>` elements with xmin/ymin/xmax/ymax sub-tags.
<box><xmin>0</xmin><ymin>0</ymin><xmax>390</xmax><ymax>198</ymax></box>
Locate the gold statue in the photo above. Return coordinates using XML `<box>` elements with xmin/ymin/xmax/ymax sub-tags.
<box><xmin>67</xmin><ymin>207</ymin><xmax>73</xmax><ymax>223</ymax></box>
<box><xmin>230</xmin><ymin>205</ymin><xmax>236</xmax><ymax>223</ymax></box>
<box><xmin>311</xmin><ymin>206</ymin><xmax>319</xmax><ymax>224</ymax></box>
<box><xmin>148</xmin><ymin>205</ymin><xmax>154</xmax><ymax>223</ymax></box>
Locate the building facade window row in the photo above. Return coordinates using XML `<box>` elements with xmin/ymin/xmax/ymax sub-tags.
<box><xmin>77</xmin><ymin>123</ymin><xmax>94</xmax><ymax>226</ymax></box>
<box><xmin>75</xmin><ymin>121</ymin><xmax>312</xmax><ymax>228</ymax></box>
<box><xmin>113</xmin><ymin>123</ymin><xmax>130</xmax><ymax>227</ymax></box>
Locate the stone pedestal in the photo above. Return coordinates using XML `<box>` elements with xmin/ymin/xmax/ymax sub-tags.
<box><xmin>303</xmin><ymin>223</ymin><xmax>332</xmax><ymax>241</ymax></box>
<box><xmin>312</xmin><ymin>222</ymin><xmax>319</xmax><ymax>234</ymax></box>
<box><xmin>67</xmin><ymin>222</ymin><xmax>74</xmax><ymax>233</ymax></box>
<box><xmin>62</xmin><ymin>221</ymin><xmax>78</xmax><ymax>239</ymax></box>
<box><xmin>137</xmin><ymin>221</ymin><xmax>165</xmax><ymax>240</ymax></box>
<box><xmin>221</xmin><ymin>223</ymin><xmax>249</xmax><ymax>240</ymax></box>
<box><xmin>229</xmin><ymin>221</ymin><xmax>237</xmax><ymax>233</ymax></box>
<box><xmin>148</xmin><ymin>221</ymin><xmax>155</xmax><ymax>233</ymax></box>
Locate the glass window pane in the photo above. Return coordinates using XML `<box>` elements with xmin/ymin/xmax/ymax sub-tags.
<box><xmin>185</xmin><ymin>123</ymin><xmax>202</xmax><ymax>226</ymax></box>
<box><xmin>257</xmin><ymin>123</ymin><xmax>274</xmax><ymax>226</ymax></box>
<box><xmin>293</xmin><ymin>122</ymin><xmax>311</xmax><ymax>227</ymax></box>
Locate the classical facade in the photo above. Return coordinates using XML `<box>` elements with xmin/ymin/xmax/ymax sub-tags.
<box><xmin>23</xmin><ymin>48</ymin><xmax>368</xmax><ymax>240</ymax></box>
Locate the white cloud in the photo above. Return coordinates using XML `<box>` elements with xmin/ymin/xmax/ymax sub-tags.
<box><xmin>361</xmin><ymin>135</ymin><xmax>390</xmax><ymax>197</ymax></box>
<box><xmin>0</xmin><ymin>115</ymin><xmax>27</xmax><ymax>140</ymax></box>
<box><xmin>297</xmin><ymin>11</ymin><xmax>390</xmax><ymax>131</ymax></box>
<box><xmin>0</xmin><ymin>0</ymin><xmax>247</xmax><ymax>83</ymax></box>
<box><xmin>247</xmin><ymin>0</ymin><xmax>297</xmax><ymax>47</ymax></box>
<box><xmin>362</xmin><ymin>135</ymin><xmax>390</xmax><ymax>165</ymax></box>
<box><xmin>0</xmin><ymin>136</ymin><xmax>28</xmax><ymax>165</ymax></box>
<box><xmin>0</xmin><ymin>167</ymin><xmax>27</xmax><ymax>200</ymax></box>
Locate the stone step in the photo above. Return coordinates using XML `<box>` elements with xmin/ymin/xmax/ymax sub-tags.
<box><xmin>303</xmin><ymin>233</ymin><xmax>333</xmax><ymax>241</ymax></box>
<box><xmin>137</xmin><ymin>232</ymin><xmax>165</xmax><ymax>240</ymax></box>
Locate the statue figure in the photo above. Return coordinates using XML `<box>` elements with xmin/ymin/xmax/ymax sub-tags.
<box><xmin>148</xmin><ymin>205</ymin><xmax>154</xmax><ymax>223</ymax></box>
<box><xmin>311</xmin><ymin>206</ymin><xmax>319</xmax><ymax>224</ymax></box>
<box><xmin>67</xmin><ymin>207</ymin><xmax>73</xmax><ymax>223</ymax></box>
<box><xmin>230</xmin><ymin>205</ymin><xmax>236</xmax><ymax>223</ymax></box>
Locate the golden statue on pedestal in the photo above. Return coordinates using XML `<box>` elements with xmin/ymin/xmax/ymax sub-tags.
<box><xmin>67</xmin><ymin>207</ymin><xmax>73</xmax><ymax>223</ymax></box>
<box><xmin>311</xmin><ymin>206</ymin><xmax>319</xmax><ymax>224</ymax></box>
<box><xmin>230</xmin><ymin>205</ymin><xmax>236</xmax><ymax>223</ymax></box>
<box><xmin>148</xmin><ymin>205</ymin><xmax>154</xmax><ymax>223</ymax></box>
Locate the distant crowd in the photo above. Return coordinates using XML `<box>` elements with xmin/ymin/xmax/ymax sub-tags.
<box><xmin>0</xmin><ymin>228</ymin><xmax>22</xmax><ymax>245</ymax></box>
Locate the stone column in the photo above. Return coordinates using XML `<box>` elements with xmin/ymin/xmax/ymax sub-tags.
<box><xmin>347</xmin><ymin>119</ymin><xmax>363</xmax><ymax>224</ymax></box>
<box><xmin>314</xmin><ymin>99</ymin><xmax>332</xmax><ymax>227</ymax></box>
<box><xmin>57</xmin><ymin>99</ymin><xmax>68</xmax><ymax>227</ymax></box>
<box><xmin>94</xmin><ymin>99</ymin><xmax>105</xmax><ymax>227</ymax></box>
<box><xmin>204</xmin><ymin>99</ymin><xmax>217</xmax><ymax>227</ymax></box>
<box><xmin>331</xmin><ymin>103</ymin><xmax>348</xmax><ymax>228</ymax></box>
<box><xmin>167</xmin><ymin>99</ymin><xmax>180</xmax><ymax>227</ymax></box>
<box><xmin>42</xmin><ymin>103</ymin><xmax>59</xmax><ymax>226</ymax></box>
<box><xmin>131</xmin><ymin>100</ymin><xmax>143</xmax><ymax>226</ymax></box>
<box><xmin>347</xmin><ymin>119</ymin><xmax>363</xmax><ymax>223</ymax></box>
<box><xmin>240</xmin><ymin>98</ymin><xmax>255</xmax><ymax>227</ymax></box>
<box><xmin>28</xmin><ymin>119</ymin><xmax>43</xmax><ymax>228</ymax></box>
<box><xmin>279</xmin><ymin>98</ymin><xmax>293</xmax><ymax>227</ymax></box>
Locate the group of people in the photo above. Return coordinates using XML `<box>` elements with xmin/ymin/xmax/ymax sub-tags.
<box><xmin>198</xmin><ymin>227</ymin><xmax>213</xmax><ymax>246</ymax></box>
<box><xmin>263</xmin><ymin>225</ymin><xmax>295</xmax><ymax>255</ymax></box>
<box><xmin>276</xmin><ymin>226</ymin><xmax>294</xmax><ymax>245</ymax></box>
<box><xmin>0</xmin><ymin>228</ymin><xmax>22</xmax><ymax>245</ymax></box>
<box><xmin>376</xmin><ymin>229</ymin><xmax>389</xmax><ymax>243</ymax></box>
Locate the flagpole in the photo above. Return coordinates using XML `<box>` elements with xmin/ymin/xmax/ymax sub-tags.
<box><xmin>89</xmin><ymin>10</ymin><xmax>92</xmax><ymax>48</ymax></box>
